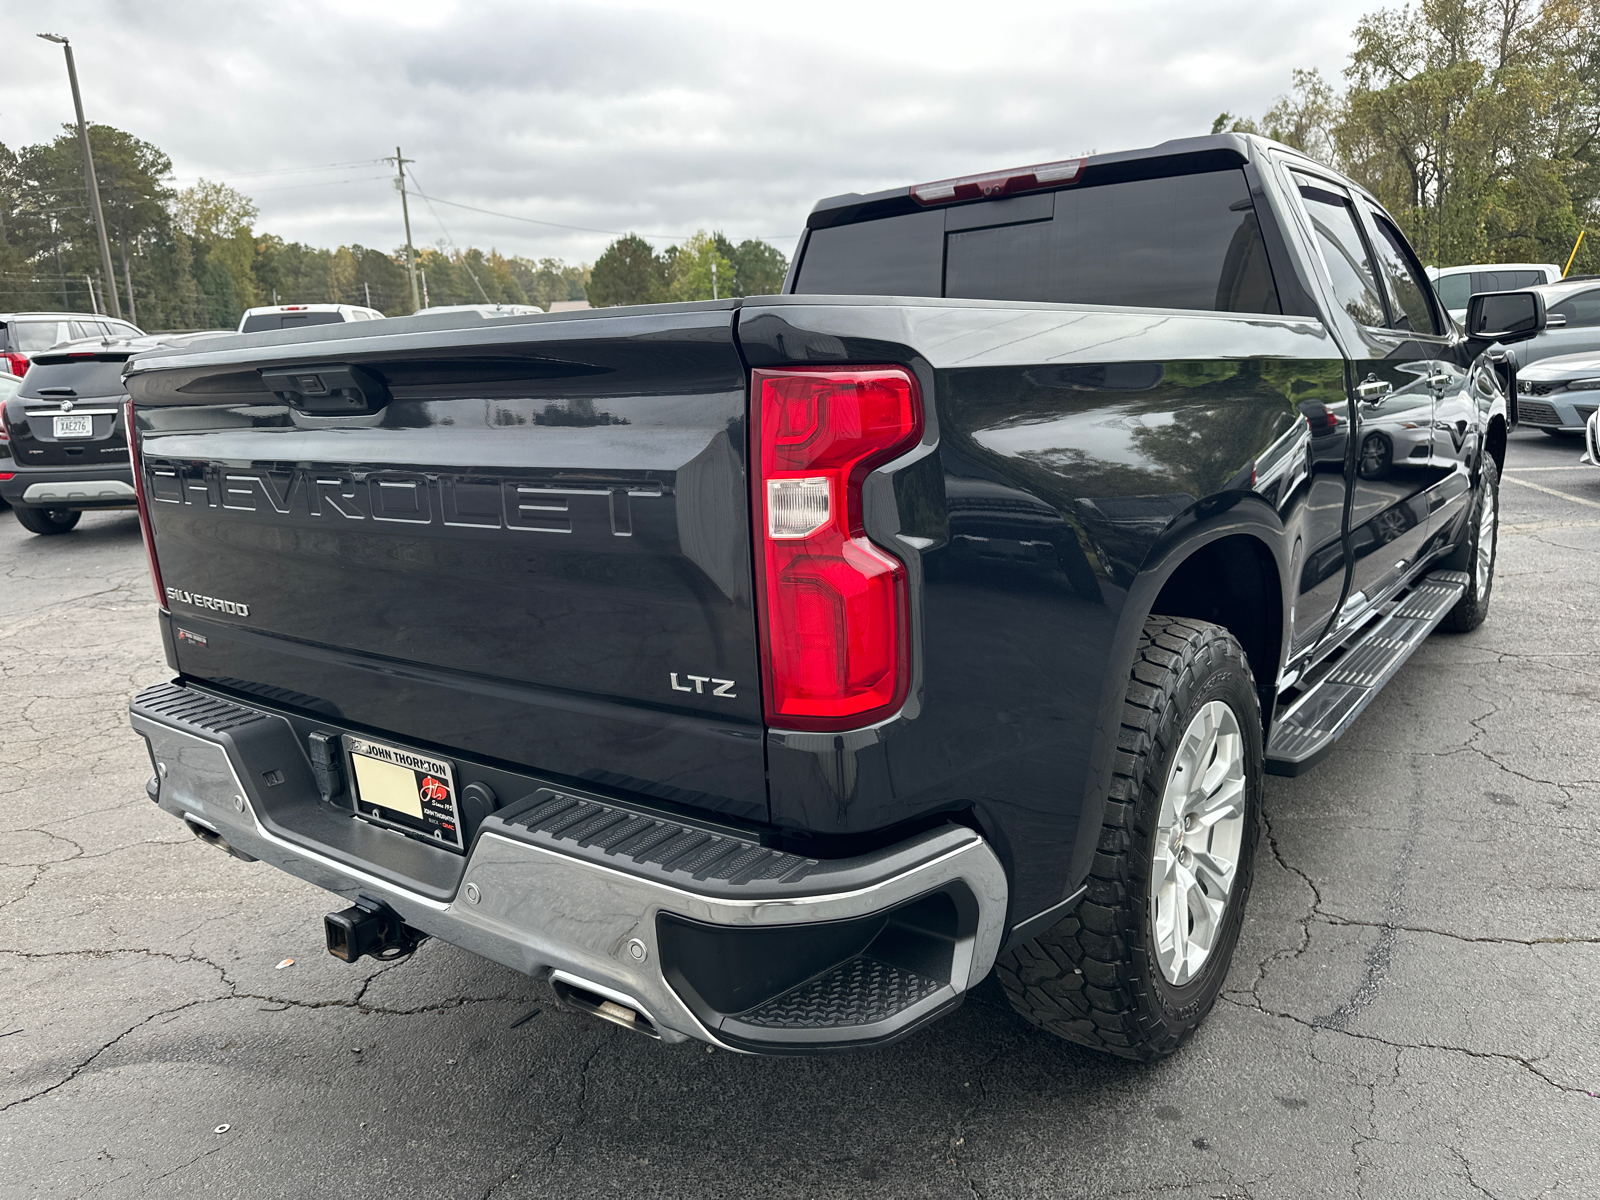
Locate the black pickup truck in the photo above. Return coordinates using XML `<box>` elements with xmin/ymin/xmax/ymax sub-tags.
<box><xmin>124</xmin><ymin>134</ymin><xmax>1542</xmax><ymax>1059</ymax></box>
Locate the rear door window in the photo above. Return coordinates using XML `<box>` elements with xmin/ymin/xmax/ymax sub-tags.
<box><xmin>1365</xmin><ymin>209</ymin><xmax>1441</xmax><ymax>334</ymax></box>
<box><xmin>1547</xmin><ymin>288</ymin><xmax>1600</xmax><ymax>327</ymax></box>
<box><xmin>1291</xmin><ymin>173</ymin><xmax>1386</xmax><ymax>327</ymax></box>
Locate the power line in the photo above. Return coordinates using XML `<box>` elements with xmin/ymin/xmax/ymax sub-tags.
<box><xmin>399</xmin><ymin>186</ymin><xmax>800</xmax><ymax>243</ymax></box>
<box><xmin>165</xmin><ymin>159</ymin><xmax>385</xmax><ymax>184</ymax></box>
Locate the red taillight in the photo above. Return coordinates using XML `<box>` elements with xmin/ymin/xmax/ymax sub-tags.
<box><xmin>911</xmin><ymin>158</ymin><xmax>1084</xmax><ymax>205</ymax></box>
<box><xmin>751</xmin><ymin>367</ymin><xmax>922</xmax><ymax>731</ymax></box>
<box><xmin>126</xmin><ymin>398</ymin><xmax>167</xmax><ymax>610</ymax></box>
<box><xmin>2</xmin><ymin>352</ymin><xmax>28</xmax><ymax>376</ymax></box>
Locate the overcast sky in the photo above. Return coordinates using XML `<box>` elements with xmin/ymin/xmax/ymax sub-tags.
<box><xmin>3</xmin><ymin>0</ymin><xmax>1379</xmax><ymax>265</ymax></box>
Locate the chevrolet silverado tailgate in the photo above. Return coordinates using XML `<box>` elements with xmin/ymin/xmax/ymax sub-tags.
<box><xmin>124</xmin><ymin>305</ymin><xmax>766</xmax><ymax>822</ymax></box>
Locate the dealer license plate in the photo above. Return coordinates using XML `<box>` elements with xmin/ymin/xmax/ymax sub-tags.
<box><xmin>53</xmin><ymin>414</ymin><xmax>93</xmax><ymax>438</ymax></box>
<box><xmin>346</xmin><ymin>735</ymin><xmax>464</xmax><ymax>852</ymax></box>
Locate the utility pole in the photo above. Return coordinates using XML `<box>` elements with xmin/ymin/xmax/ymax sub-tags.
<box><xmin>384</xmin><ymin>146</ymin><xmax>421</xmax><ymax>312</ymax></box>
<box><xmin>38</xmin><ymin>33</ymin><xmax>123</xmax><ymax>320</ymax></box>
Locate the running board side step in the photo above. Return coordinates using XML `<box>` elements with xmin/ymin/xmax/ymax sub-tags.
<box><xmin>1266</xmin><ymin>570</ymin><xmax>1468</xmax><ymax>776</ymax></box>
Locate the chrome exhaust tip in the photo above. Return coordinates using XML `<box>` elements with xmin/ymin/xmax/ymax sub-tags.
<box><xmin>549</xmin><ymin>971</ymin><xmax>660</xmax><ymax>1038</ymax></box>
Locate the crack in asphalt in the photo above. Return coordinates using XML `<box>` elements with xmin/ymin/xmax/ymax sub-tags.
<box><xmin>0</xmin><ymin>946</ymin><xmax>523</xmax><ymax>1114</ymax></box>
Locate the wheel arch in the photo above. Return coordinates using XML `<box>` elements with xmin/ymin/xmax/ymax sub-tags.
<box><xmin>1064</xmin><ymin>497</ymin><xmax>1291</xmax><ymax>890</ymax></box>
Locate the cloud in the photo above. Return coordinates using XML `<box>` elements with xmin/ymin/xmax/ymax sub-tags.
<box><xmin>5</xmin><ymin>0</ymin><xmax>1376</xmax><ymax>264</ymax></box>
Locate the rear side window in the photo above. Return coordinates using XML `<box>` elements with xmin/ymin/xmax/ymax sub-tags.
<box><xmin>10</xmin><ymin>321</ymin><xmax>72</xmax><ymax>352</ymax></box>
<box><xmin>240</xmin><ymin>312</ymin><xmax>346</xmax><ymax>333</ymax></box>
<box><xmin>1477</xmin><ymin>269</ymin><xmax>1545</xmax><ymax>292</ymax></box>
<box><xmin>795</xmin><ymin>169</ymin><xmax>1281</xmax><ymax>314</ymax></box>
<box><xmin>1547</xmin><ymin>288</ymin><xmax>1600</xmax><ymax>328</ymax></box>
<box><xmin>17</xmin><ymin>358</ymin><xmax>128</xmax><ymax>397</ymax></box>
<box><xmin>1293</xmin><ymin>174</ymin><xmax>1386</xmax><ymax>327</ymax></box>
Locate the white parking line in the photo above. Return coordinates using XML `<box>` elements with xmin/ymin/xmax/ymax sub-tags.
<box><xmin>1502</xmin><ymin>465</ymin><xmax>1594</xmax><ymax>472</ymax></box>
<box><xmin>1499</xmin><ymin>474</ymin><xmax>1600</xmax><ymax>508</ymax></box>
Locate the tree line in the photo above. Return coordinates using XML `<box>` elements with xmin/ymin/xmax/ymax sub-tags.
<box><xmin>0</xmin><ymin>124</ymin><xmax>679</xmax><ymax>328</ymax></box>
<box><xmin>1220</xmin><ymin>0</ymin><xmax>1600</xmax><ymax>272</ymax></box>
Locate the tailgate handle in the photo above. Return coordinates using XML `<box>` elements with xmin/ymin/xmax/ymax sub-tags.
<box><xmin>261</xmin><ymin>364</ymin><xmax>389</xmax><ymax>415</ymax></box>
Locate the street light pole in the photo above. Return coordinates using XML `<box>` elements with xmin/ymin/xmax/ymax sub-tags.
<box><xmin>38</xmin><ymin>33</ymin><xmax>122</xmax><ymax>321</ymax></box>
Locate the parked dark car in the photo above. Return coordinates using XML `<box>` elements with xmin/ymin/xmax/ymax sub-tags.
<box><xmin>124</xmin><ymin>133</ymin><xmax>1529</xmax><ymax>1061</ymax></box>
<box><xmin>0</xmin><ymin>311</ymin><xmax>143</xmax><ymax>377</ymax></box>
<box><xmin>1</xmin><ymin>333</ymin><xmax>215</xmax><ymax>535</ymax></box>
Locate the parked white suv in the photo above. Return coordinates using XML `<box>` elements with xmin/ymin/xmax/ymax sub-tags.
<box><xmin>1427</xmin><ymin>263</ymin><xmax>1563</xmax><ymax>323</ymax></box>
<box><xmin>237</xmin><ymin>304</ymin><xmax>384</xmax><ymax>334</ymax></box>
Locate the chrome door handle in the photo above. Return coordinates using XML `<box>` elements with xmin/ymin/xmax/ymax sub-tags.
<box><xmin>1356</xmin><ymin>375</ymin><xmax>1392</xmax><ymax>401</ymax></box>
<box><xmin>1426</xmin><ymin>371</ymin><xmax>1452</xmax><ymax>389</ymax></box>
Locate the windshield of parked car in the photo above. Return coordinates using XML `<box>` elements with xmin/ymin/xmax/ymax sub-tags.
<box><xmin>240</xmin><ymin>312</ymin><xmax>345</xmax><ymax>333</ymax></box>
<box><xmin>17</xmin><ymin>358</ymin><xmax>128</xmax><ymax>398</ymax></box>
<box><xmin>1434</xmin><ymin>272</ymin><xmax>1472</xmax><ymax>311</ymax></box>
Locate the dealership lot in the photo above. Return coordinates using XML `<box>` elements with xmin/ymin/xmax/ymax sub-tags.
<box><xmin>1</xmin><ymin>429</ymin><xmax>1596</xmax><ymax>1199</ymax></box>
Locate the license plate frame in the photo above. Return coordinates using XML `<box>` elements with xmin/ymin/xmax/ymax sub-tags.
<box><xmin>345</xmin><ymin>735</ymin><xmax>465</xmax><ymax>852</ymax></box>
<box><xmin>53</xmin><ymin>414</ymin><xmax>93</xmax><ymax>438</ymax></box>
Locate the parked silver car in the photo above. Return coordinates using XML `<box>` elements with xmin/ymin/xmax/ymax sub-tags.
<box><xmin>1502</xmin><ymin>277</ymin><xmax>1600</xmax><ymax>372</ymax></box>
<box><xmin>1515</xmin><ymin>351</ymin><xmax>1600</xmax><ymax>435</ymax></box>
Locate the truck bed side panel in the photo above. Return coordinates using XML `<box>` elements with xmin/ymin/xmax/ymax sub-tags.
<box><xmin>740</xmin><ymin>299</ymin><xmax>1344</xmax><ymax>918</ymax></box>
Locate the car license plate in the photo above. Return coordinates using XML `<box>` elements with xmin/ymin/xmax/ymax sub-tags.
<box><xmin>53</xmin><ymin>414</ymin><xmax>93</xmax><ymax>438</ymax></box>
<box><xmin>345</xmin><ymin>735</ymin><xmax>464</xmax><ymax>851</ymax></box>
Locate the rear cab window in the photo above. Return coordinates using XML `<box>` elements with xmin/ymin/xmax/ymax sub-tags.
<box><xmin>240</xmin><ymin>312</ymin><xmax>346</xmax><ymax>333</ymax></box>
<box><xmin>794</xmin><ymin>167</ymin><xmax>1283</xmax><ymax>314</ymax></box>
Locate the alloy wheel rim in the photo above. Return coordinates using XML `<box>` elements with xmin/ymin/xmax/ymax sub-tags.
<box><xmin>1476</xmin><ymin>482</ymin><xmax>1496</xmax><ymax>595</ymax></box>
<box><xmin>1149</xmin><ymin>700</ymin><xmax>1247</xmax><ymax>987</ymax></box>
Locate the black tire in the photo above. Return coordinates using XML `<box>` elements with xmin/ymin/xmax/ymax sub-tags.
<box><xmin>996</xmin><ymin>616</ymin><xmax>1264</xmax><ymax>1060</ymax></box>
<box><xmin>1439</xmin><ymin>455</ymin><xmax>1498</xmax><ymax>632</ymax></box>
<box><xmin>1358</xmin><ymin>432</ymin><xmax>1393</xmax><ymax>479</ymax></box>
<box><xmin>13</xmin><ymin>505</ymin><xmax>81</xmax><ymax>536</ymax></box>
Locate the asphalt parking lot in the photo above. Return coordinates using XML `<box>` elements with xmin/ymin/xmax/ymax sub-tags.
<box><xmin>1</xmin><ymin>429</ymin><xmax>1596</xmax><ymax>1199</ymax></box>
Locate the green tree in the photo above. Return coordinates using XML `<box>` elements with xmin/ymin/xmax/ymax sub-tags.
<box><xmin>175</xmin><ymin>179</ymin><xmax>260</xmax><ymax>322</ymax></box>
<box><xmin>728</xmin><ymin>237</ymin><xmax>788</xmax><ymax>296</ymax></box>
<box><xmin>1233</xmin><ymin>1</ymin><xmax>1600</xmax><ymax>270</ymax></box>
<box><xmin>667</xmin><ymin>230</ymin><xmax>733</xmax><ymax>301</ymax></box>
<box><xmin>588</xmin><ymin>234</ymin><xmax>666</xmax><ymax>306</ymax></box>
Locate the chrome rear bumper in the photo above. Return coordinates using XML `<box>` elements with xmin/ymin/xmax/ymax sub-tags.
<box><xmin>131</xmin><ymin>682</ymin><xmax>1008</xmax><ymax>1052</ymax></box>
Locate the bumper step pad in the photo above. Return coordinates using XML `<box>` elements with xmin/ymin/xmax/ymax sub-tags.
<box><xmin>735</xmin><ymin>955</ymin><xmax>944</xmax><ymax>1029</ymax></box>
<box><xmin>503</xmin><ymin>789</ymin><xmax>817</xmax><ymax>888</ymax></box>
<box><xmin>1267</xmin><ymin>570</ymin><xmax>1468</xmax><ymax>776</ymax></box>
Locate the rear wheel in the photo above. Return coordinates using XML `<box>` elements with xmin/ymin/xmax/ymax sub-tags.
<box><xmin>1439</xmin><ymin>455</ymin><xmax>1498</xmax><ymax>632</ymax></box>
<box><xmin>996</xmin><ymin>617</ymin><xmax>1263</xmax><ymax>1060</ymax></box>
<box><xmin>13</xmin><ymin>506</ymin><xmax>81</xmax><ymax>536</ymax></box>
